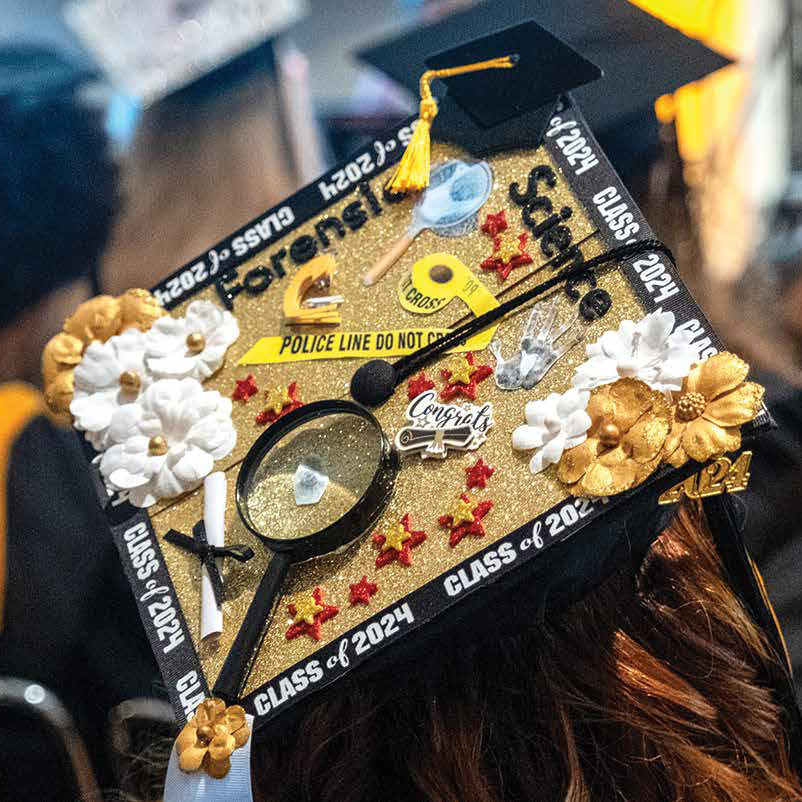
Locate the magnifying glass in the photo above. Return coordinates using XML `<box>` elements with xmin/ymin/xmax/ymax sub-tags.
<box><xmin>363</xmin><ymin>159</ymin><xmax>493</xmax><ymax>286</ymax></box>
<box><xmin>213</xmin><ymin>400</ymin><xmax>399</xmax><ymax>703</ymax></box>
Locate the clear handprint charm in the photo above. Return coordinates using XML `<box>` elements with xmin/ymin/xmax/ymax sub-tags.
<box><xmin>490</xmin><ymin>296</ymin><xmax>582</xmax><ymax>390</ymax></box>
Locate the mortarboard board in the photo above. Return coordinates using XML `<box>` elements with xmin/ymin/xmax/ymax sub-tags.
<box><xmin>415</xmin><ymin>20</ymin><xmax>602</xmax><ymax>156</ymax></box>
<box><xmin>41</xmin><ymin>16</ymin><xmax>802</xmax><ymax>797</ymax></box>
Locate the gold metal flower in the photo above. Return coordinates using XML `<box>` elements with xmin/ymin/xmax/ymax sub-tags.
<box><xmin>557</xmin><ymin>378</ymin><xmax>671</xmax><ymax>497</ymax></box>
<box><xmin>41</xmin><ymin>332</ymin><xmax>84</xmax><ymax>386</ymax></box>
<box><xmin>119</xmin><ymin>288</ymin><xmax>166</xmax><ymax>331</ymax></box>
<box><xmin>175</xmin><ymin>698</ymin><xmax>250</xmax><ymax>779</ymax></box>
<box><xmin>41</xmin><ymin>289</ymin><xmax>165</xmax><ymax>420</ymax></box>
<box><xmin>63</xmin><ymin>295</ymin><xmax>122</xmax><ymax>344</ymax></box>
<box><xmin>662</xmin><ymin>352</ymin><xmax>764</xmax><ymax>468</ymax></box>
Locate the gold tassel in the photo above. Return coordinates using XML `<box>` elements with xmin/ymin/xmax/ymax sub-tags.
<box><xmin>385</xmin><ymin>55</ymin><xmax>518</xmax><ymax>194</ymax></box>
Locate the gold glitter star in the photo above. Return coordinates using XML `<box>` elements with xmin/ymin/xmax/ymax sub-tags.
<box><xmin>264</xmin><ymin>386</ymin><xmax>291</xmax><ymax>415</ymax></box>
<box><xmin>447</xmin><ymin>496</ymin><xmax>475</xmax><ymax>527</ymax></box>
<box><xmin>445</xmin><ymin>356</ymin><xmax>473</xmax><ymax>386</ymax></box>
<box><xmin>381</xmin><ymin>521</ymin><xmax>411</xmax><ymax>553</ymax></box>
<box><xmin>496</xmin><ymin>231</ymin><xmax>521</xmax><ymax>265</ymax></box>
<box><xmin>292</xmin><ymin>594</ymin><xmax>324</xmax><ymax>626</ymax></box>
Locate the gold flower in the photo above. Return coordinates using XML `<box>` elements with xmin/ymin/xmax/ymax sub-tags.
<box><xmin>43</xmin><ymin>370</ymin><xmax>75</xmax><ymax>421</ymax></box>
<box><xmin>175</xmin><ymin>698</ymin><xmax>250</xmax><ymax>779</ymax></box>
<box><xmin>557</xmin><ymin>378</ymin><xmax>671</xmax><ymax>497</ymax></box>
<box><xmin>63</xmin><ymin>295</ymin><xmax>122</xmax><ymax>344</ymax></box>
<box><xmin>41</xmin><ymin>332</ymin><xmax>84</xmax><ymax>386</ymax></box>
<box><xmin>119</xmin><ymin>288</ymin><xmax>166</xmax><ymax>331</ymax></box>
<box><xmin>41</xmin><ymin>289</ymin><xmax>165</xmax><ymax>420</ymax></box>
<box><xmin>662</xmin><ymin>352</ymin><xmax>764</xmax><ymax>468</ymax></box>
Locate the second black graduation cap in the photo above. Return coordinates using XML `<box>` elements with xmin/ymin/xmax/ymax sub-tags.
<box><xmin>360</xmin><ymin>1</ymin><xmax>730</xmax><ymax>153</ymax></box>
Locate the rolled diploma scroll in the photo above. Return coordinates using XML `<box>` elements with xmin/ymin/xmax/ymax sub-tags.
<box><xmin>201</xmin><ymin>472</ymin><xmax>226</xmax><ymax>640</ymax></box>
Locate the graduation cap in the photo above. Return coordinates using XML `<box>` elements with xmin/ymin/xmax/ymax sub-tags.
<box><xmin>52</xmin><ymin>16</ymin><xmax>802</xmax><ymax>798</ymax></box>
<box><xmin>358</xmin><ymin>0</ymin><xmax>730</xmax><ymax>146</ymax></box>
<box><xmin>379</xmin><ymin>20</ymin><xmax>603</xmax><ymax>171</ymax></box>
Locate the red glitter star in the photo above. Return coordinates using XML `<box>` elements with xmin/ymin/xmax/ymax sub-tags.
<box><xmin>465</xmin><ymin>458</ymin><xmax>495</xmax><ymax>490</ymax></box>
<box><xmin>349</xmin><ymin>575</ymin><xmax>378</xmax><ymax>606</ymax></box>
<box><xmin>407</xmin><ymin>371</ymin><xmax>436</xmax><ymax>400</ymax></box>
<box><xmin>438</xmin><ymin>493</ymin><xmax>494</xmax><ymax>548</ymax></box>
<box><xmin>440</xmin><ymin>352</ymin><xmax>493</xmax><ymax>402</ymax></box>
<box><xmin>480</xmin><ymin>209</ymin><xmax>533</xmax><ymax>282</ymax></box>
<box><xmin>255</xmin><ymin>381</ymin><xmax>303</xmax><ymax>425</ymax></box>
<box><xmin>232</xmin><ymin>374</ymin><xmax>258</xmax><ymax>402</ymax></box>
<box><xmin>481</xmin><ymin>209</ymin><xmax>508</xmax><ymax>238</ymax></box>
<box><xmin>285</xmin><ymin>587</ymin><xmax>339</xmax><ymax>641</ymax></box>
<box><xmin>372</xmin><ymin>514</ymin><xmax>427</xmax><ymax>568</ymax></box>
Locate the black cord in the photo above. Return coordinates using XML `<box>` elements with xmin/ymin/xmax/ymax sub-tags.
<box><xmin>392</xmin><ymin>239</ymin><xmax>674</xmax><ymax>381</ymax></box>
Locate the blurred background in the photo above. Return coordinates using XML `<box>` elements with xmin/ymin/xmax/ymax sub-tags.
<box><xmin>4</xmin><ymin>1</ymin><xmax>802</xmax><ymax>798</ymax></box>
<box><xmin>3</xmin><ymin>0</ymin><xmax>802</xmax><ymax>387</ymax></box>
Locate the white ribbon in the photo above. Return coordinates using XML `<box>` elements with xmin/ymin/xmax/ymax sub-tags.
<box><xmin>163</xmin><ymin>714</ymin><xmax>254</xmax><ymax>802</ymax></box>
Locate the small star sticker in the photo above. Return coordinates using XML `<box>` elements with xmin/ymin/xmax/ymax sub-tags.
<box><xmin>264</xmin><ymin>386</ymin><xmax>291</xmax><ymax>414</ymax></box>
<box><xmin>480</xmin><ymin>210</ymin><xmax>533</xmax><ymax>282</ymax></box>
<box><xmin>256</xmin><ymin>381</ymin><xmax>303</xmax><ymax>425</ymax></box>
<box><xmin>349</xmin><ymin>576</ymin><xmax>378</xmax><ymax>606</ymax></box>
<box><xmin>285</xmin><ymin>587</ymin><xmax>338</xmax><ymax>641</ymax></box>
<box><xmin>407</xmin><ymin>371</ymin><xmax>435</xmax><ymax>400</ymax></box>
<box><xmin>372</xmin><ymin>514</ymin><xmax>427</xmax><ymax>568</ymax></box>
<box><xmin>440</xmin><ymin>352</ymin><xmax>493</xmax><ymax>401</ymax></box>
<box><xmin>292</xmin><ymin>594</ymin><xmax>324</xmax><ymax>626</ymax></box>
<box><xmin>381</xmin><ymin>521</ymin><xmax>410</xmax><ymax>552</ymax></box>
<box><xmin>443</xmin><ymin>355</ymin><xmax>473</xmax><ymax>386</ymax></box>
<box><xmin>232</xmin><ymin>374</ymin><xmax>258</xmax><ymax>402</ymax></box>
<box><xmin>447</xmin><ymin>495</ymin><xmax>476</xmax><ymax>526</ymax></box>
<box><xmin>465</xmin><ymin>458</ymin><xmax>495</xmax><ymax>490</ymax></box>
<box><xmin>439</xmin><ymin>493</ymin><xmax>494</xmax><ymax>548</ymax></box>
<box><xmin>481</xmin><ymin>209</ymin><xmax>508</xmax><ymax>238</ymax></box>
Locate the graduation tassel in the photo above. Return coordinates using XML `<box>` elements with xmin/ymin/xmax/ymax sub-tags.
<box><xmin>386</xmin><ymin>55</ymin><xmax>518</xmax><ymax>194</ymax></box>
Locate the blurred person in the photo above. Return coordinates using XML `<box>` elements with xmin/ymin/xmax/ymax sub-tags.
<box><xmin>0</xmin><ymin>44</ymin><xmax>158</xmax><ymax>800</ymax></box>
<box><xmin>102</xmin><ymin>45</ymin><xmax>300</xmax><ymax>294</ymax></box>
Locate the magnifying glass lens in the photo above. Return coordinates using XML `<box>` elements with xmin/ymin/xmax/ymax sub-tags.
<box><xmin>244</xmin><ymin>412</ymin><xmax>382</xmax><ymax>540</ymax></box>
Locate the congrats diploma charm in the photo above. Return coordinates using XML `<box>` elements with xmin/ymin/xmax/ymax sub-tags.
<box><xmin>395</xmin><ymin>390</ymin><xmax>493</xmax><ymax>459</ymax></box>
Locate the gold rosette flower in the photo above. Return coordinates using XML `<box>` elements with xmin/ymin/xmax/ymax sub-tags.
<box><xmin>175</xmin><ymin>698</ymin><xmax>250</xmax><ymax>779</ymax></box>
<box><xmin>119</xmin><ymin>287</ymin><xmax>167</xmax><ymax>331</ymax></box>
<box><xmin>662</xmin><ymin>352</ymin><xmax>764</xmax><ymax>468</ymax></box>
<box><xmin>41</xmin><ymin>289</ymin><xmax>164</xmax><ymax>420</ymax></box>
<box><xmin>63</xmin><ymin>295</ymin><xmax>122</xmax><ymax>344</ymax></box>
<box><xmin>557</xmin><ymin>378</ymin><xmax>671</xmax><ymax>497</ymax></box>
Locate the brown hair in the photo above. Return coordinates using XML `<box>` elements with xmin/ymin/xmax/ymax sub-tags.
<box><xmin>248</xmin><ymin>502</ymin><xmax>802</xmax><ymax>802</ymax></box>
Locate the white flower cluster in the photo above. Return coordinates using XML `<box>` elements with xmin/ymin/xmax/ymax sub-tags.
<box><xmin>70</xmin><ymin>300</ymin><xmax>239</xmax><ymax>507</ymax></box>
<box><xmin>513</xmin><ymin>311</ymin><xmax>701</xmax><ymax>474</ymax></box>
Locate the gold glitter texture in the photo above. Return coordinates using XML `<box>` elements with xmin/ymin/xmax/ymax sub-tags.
<box><xmin>146</xmin><ymin>141</ymin><xmax>646</xmax><ymax>693</ymax></box>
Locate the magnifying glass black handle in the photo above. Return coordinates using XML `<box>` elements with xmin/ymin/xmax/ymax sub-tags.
<box><xmin>213</xmin><ymin>551</ymin><xmax>291</xmax><ymax>704</ymax></box>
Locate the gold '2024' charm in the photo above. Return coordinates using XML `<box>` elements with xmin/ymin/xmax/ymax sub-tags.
<box><xmin>658</xmin><ymin>451</ymin><xmax>752</xmax><ymax>505</ymax></box>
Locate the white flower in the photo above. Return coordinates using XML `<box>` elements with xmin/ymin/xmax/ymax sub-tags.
<box><xmin>145</xmin><ymin>300</ymin><xmax>239</xmax><ymax>381</ymax></box>
<box><xmin>571</xmin><ymin>311</ymin><xmax>700</xmax><ymax>395</ymax></box>
<box><xmin>99</xmin><ymin>378</ymin><xmax>236</xmax><ymax>508</ymax></box>
<box><xmin>70</xmin><ymin>328</ymin><xmax>149</xmax><ymax>451</ymax></box>
<box><xmin>512</xmin><ymin>387</ymin><xmax>591</xmax><ymax>474</ymax></box>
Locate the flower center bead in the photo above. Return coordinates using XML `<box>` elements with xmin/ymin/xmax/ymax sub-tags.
<box><xmin>118</xmin><ymin>370</ymin><xmax>141</xmax><ymax>394</ymax></box>
<box><xmin>196</xmin><ymin>724</ymin><xmax>213</xmax><ymax>745</ymax></box>
<box><xmin>676</xmin><ymin>391</ymin><xmax>706</xmax><ymax>422</ymax></box>
<box><xmin>148</xmin><ymin>435</ymin><xmax>169</xmax><ymax>455</ymax></box>
<box><xmin>598</xmin><ymin>421</ymin><xmax>621</xmax><ymax>448</ymax></box>
<box><xmin>186</xmin><ymin>331</ymin><xmax>206</xmax><ymax>353</ymax></box>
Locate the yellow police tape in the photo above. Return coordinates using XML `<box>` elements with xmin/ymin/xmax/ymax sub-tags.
<box><xmin>240</xmin><ymin>254</ymin><xmax>500</xmax><ymax>365</ymax></box>
<box><xmin>238</xmin><ymin>326</ymin><xmax>494</xmax><ymax>364</ymax></box>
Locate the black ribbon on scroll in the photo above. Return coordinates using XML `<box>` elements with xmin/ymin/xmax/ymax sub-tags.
<box><xmin>164</xmin><ymin>522</ymin><xmax>255</xmax><ymax>607</ymax></box>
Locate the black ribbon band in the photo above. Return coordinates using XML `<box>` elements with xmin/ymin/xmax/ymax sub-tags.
<box><xmin>164</xmin><ymin>522</ymin><xmax>254</xmax><ymax>607</ymax></box>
